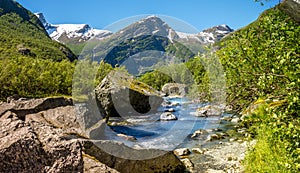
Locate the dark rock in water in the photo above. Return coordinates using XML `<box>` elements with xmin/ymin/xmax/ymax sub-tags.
<box><xmin>95</xmin><ymin>71</ymin><xmax>163</xmax><ymax>120</ymax></box>
<box><xmin>160</xmin><ymin>112</ymin><xmax>178</xmax><ymax>121</ymax></box>
<box><xmin>162</xmin><ymin>83</ymin><xmax>187</xmax><ymax>97</ymax></box>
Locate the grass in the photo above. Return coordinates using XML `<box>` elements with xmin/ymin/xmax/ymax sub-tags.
<box><xmin>243</xmin><ymin>124</ymin><xmax>293</xmax><ymax>173</ymax></box>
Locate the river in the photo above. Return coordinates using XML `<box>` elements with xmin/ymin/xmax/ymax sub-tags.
<box><xmin>101</xmin><ymin>97</ymin><xmax>234</xmax><ymax>151</ymax></box>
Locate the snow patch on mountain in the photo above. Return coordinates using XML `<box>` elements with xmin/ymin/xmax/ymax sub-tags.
<box><xmin>34</xmin><ymin>13</ymin><xmax>112</xmax><ymax>42</ymax></box>
<box><xmin>176</xmin><ymin>24</ymin><xmax>233</xmax><ymax>44</ymax></box>
<box><xmin>49</xmin><ymin>24</ymin><xmax>112</xmax><ymax>42</ymax></box>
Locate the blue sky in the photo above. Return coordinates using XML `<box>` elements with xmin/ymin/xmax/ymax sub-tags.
<box><xmin>16</xmin><ymin>0</ymin><xmax>278</xmax><ymax>33</ymax></box>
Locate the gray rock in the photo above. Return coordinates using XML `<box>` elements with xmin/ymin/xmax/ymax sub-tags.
<box><xmin>95</xmin><ymin>71</ymin><xmax>163</xmax><ymax>121</ymax></box>
<box><xmin>160</xmin><ymin>112</ymin><xmax>178</xmax><ymax>121</ymax></box>
<box><xmin>82</xmin><ymin>140</ymin><xmax>185</xmax><ymax>173</ymax></box>
<box><xmin>206</xmin><ymin>134</ymin><xmax>224</xmax><ymax>141</ymax></box>
<box><xmin>162</xmin><ymin>83</ymin><xmax>187</xmax><ymax>97</ymax></box>
<box><xmin>191</xmin><ymin>129</ymin><xmax>208</xmax><ymax>138</ymax></box>
<box><xmin>196</xmin><ymin>105</ymin><xmax>222</xmax><ymax>117</ymax></box>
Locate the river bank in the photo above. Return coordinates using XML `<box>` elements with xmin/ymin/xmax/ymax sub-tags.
<box><xmin>184</xmin><ymin>139</ymin><xmax>256</xmax><ymax>173</ymax></box>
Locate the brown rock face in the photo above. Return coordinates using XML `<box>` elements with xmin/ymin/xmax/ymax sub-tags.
<box><xmin>0</xmin><ymin>112</ymin><xmax>83</xmax><ymax>172</ymax></box>
<box><xmin>95</xmin><ymin>71</ymin><xmax>163</xmax><ymax>119</ymax></box>
<box><xmin>0</xmin><ymin>97</ymin><xmax>185</xmax><ymax>173</ymax></box>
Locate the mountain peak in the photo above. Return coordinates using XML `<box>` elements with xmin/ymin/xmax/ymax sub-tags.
<box><xmin>116</xmin><ymin>15</ymin><xmax>178</xmax><ymax>42</ymax></box>
<box><xmin>144</xmin><ymin>15</ymin><xmax>159</xmax><ymax>20</ymax></box>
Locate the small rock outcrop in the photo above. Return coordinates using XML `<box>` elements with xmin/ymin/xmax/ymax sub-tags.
<box><xmin>162</xmin><ymin>83</ymin><xmax>187</xmax><ymax>97</ymax></box>
<box><xmin>95</xmin><ymin>71</ymin><xmax>163</xmax><ymax>121</ymax></box>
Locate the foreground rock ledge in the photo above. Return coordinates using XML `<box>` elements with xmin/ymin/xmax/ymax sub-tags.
<box><xmin>0</xmin><ymin>97</ymin><xmax>185</xmax><ymax>173</ymax></box>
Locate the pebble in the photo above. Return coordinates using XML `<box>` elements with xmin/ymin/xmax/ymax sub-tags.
<box><xmin>192</xmin><ymin>148</ymin><xmax>205</xmax><ymax>154</ymax></box>
<box><xmin>174</xmin><ymin>148</ymin><xmax>191</xmax><ymax>156</ymax></box>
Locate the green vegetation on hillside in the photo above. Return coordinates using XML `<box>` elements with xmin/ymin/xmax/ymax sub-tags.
<box><xmin>0</xmin><ymin>0</ymin><xmax>77</xmax><ymax>100</ymax></box>
<box><xmin>104</xmin><ymin>35</ymin><xmax>195</xmax><ymax>67</ymax></box>
<box><xmin>217</xmin><ymin>4</ymin><xmax>299</xmax><ymax>172</ymax></box>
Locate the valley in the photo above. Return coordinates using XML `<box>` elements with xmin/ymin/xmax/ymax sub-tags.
<box><xmin>0</xmin><ymin>0</ymin><xmax>299</xmax><ymax>172</ymax></box>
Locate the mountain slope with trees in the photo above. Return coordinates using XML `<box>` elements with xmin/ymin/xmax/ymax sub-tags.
<box><xmin>0</xmin><ymin>0</ymin><xmax>77</xmax><ymax>100</ymax></box>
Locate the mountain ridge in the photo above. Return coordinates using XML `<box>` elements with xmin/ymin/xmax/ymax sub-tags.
<box><xmin>36</xmin><ymin>13</ymin><xmax>234</xmax><ymax>45</ymax></box>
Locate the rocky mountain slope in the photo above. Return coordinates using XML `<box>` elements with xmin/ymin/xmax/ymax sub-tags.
<box><xmin>85</xmin><ymin>15</ymin><xmax>233</xmax><ymax>75</ymax></box>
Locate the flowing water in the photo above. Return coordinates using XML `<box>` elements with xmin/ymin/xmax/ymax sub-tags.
<box><xmin>102</xmin><ymin>97</ymin><xmax>233</xmax><ymax>151</ymax></box>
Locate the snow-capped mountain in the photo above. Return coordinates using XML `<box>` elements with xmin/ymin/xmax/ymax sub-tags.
<box><xmin>114</xmin><ymin>15</ymin><xmax>179</xmax><ymax>42</ymax></box>
<box><xmin>35</xmin><ymin>13</ymin><xmax>233</xmax><ymax>45</ymax></box>
<box><xmin>35</xmin><ymin>13</ymin><xmax>112</xmax><ymax>43</ymax></box>
<box><xmin>176</xmin><ymin>24</ymin><xmax>234</xmax><ymax>44</ymax></box>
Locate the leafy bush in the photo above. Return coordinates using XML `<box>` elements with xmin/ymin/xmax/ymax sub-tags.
<box><xmin>217</xmin><ymin>5</ymin><xmax>299</xmax><ymax>172</ymax></box>
<box><xmin>0</xmin><ymin>56</ymin><xmax>75</xmax><ymax>100</ymax></box>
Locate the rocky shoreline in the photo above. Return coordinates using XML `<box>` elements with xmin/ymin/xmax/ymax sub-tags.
<box><xmin>0</xmin><ymin>97</ymin><xmax>185</xmax><ymax>172</ymax></box>
<box><xmin>185</xmin><ymin>140</ymin><xmax>256</xmax><ymax>173</ymax></box>
<box><xmin>0</xmin><ymin>95</ymin><xmax>252</xmax><ymax>173</ymax></box>
<box><xmin>172</xmin><ymin>113</ymin><xmax>255</xmax><ymax>173</ymax></box>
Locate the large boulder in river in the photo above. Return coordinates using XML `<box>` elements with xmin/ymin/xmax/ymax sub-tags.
<box><xmin>161</xmin><ymin>83</ymin><xmax>187</xmax><ymax>96</ymax></box>
<box><xmin>95</xmin><ymin>71</ymin><xmax>163</xmax><ymax>120</ymax></box>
